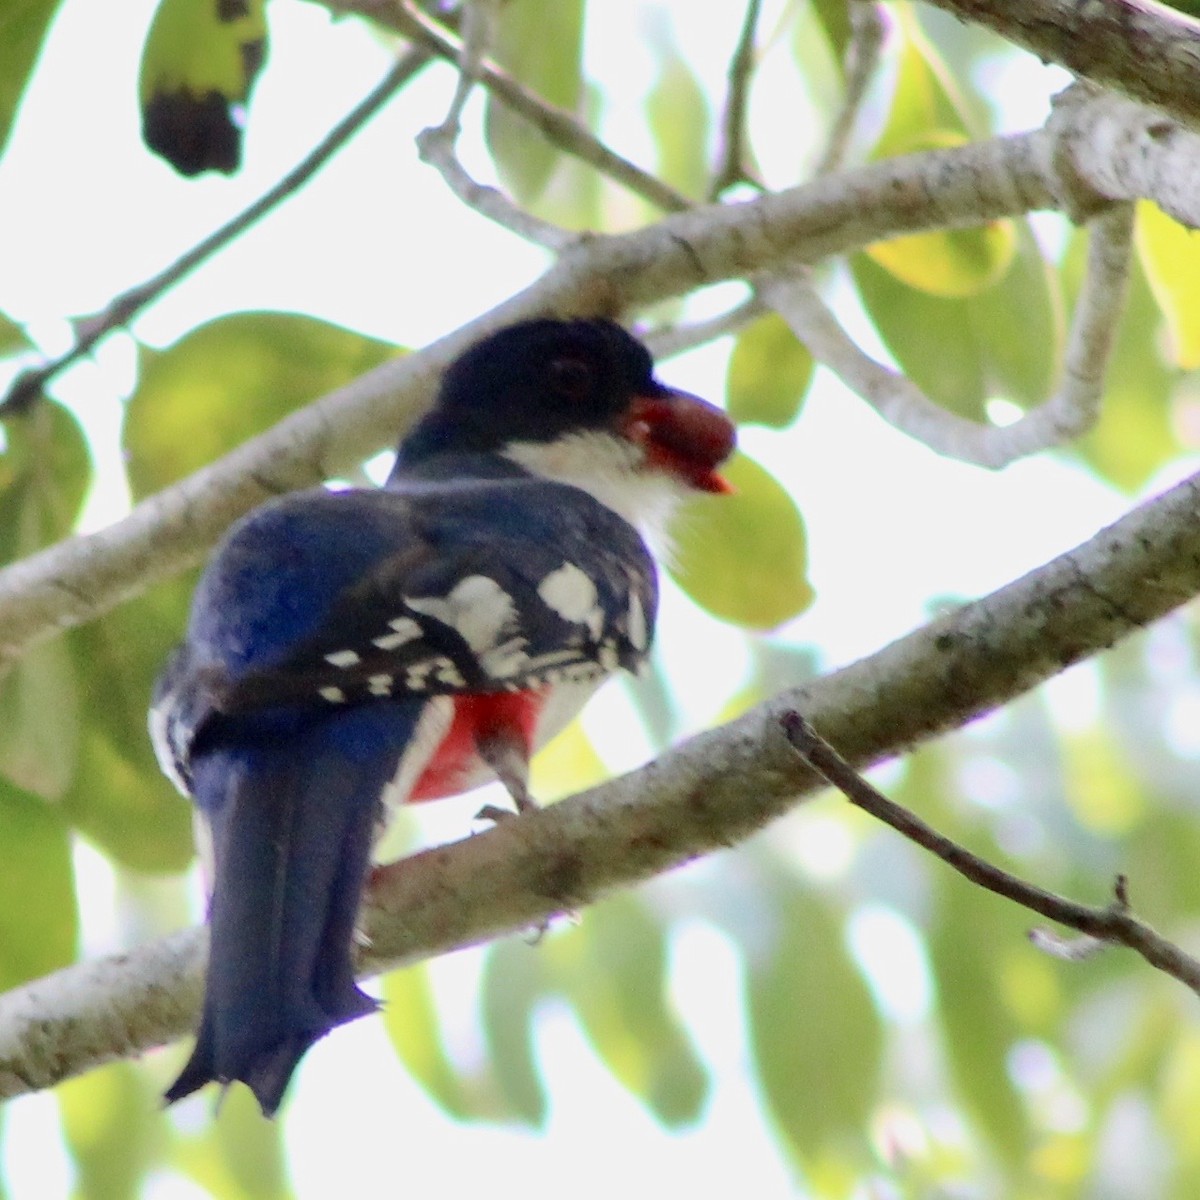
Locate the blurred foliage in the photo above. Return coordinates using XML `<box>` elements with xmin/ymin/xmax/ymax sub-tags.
<box><xmin>1136</xmin><ymin>199</ymin><xmax>1200</xmax><ymax>370</ymax></box>
<box><xmin>645</xmin><ymin>42</ymin><xmax>712</xmax><ymax>201</ymax></box>
<box><xmin>865</xmin><ymin>11</ymin><xmax>1016</xmax><ymax>300</ymax></box>
<box><xmin>0</xmin><ymin>0</ymin><xmax>63</xmax><ymax>162</ymax></box>
<box><xmin>0</xmin><ymin>777</ymin><xmax>76</xmax><ymax>993</ymax></box>
<box><xmin>1</xmin><ymin>0</ymin><xmax>1200</xmax><ymax>1197</ymax></box>
<box><xmin>0</xmin><ymin>312</ymin><xmax>30</xmax><ymax>358</ymax></box>
<box><xmin>60</xmin><ymin>575</ymin><xmax>197</xmax><ymax>872</ymax></box>
<box><xmin>745</xmin><ymin>870</ymin><xmax>884</xmax><ymax>1165</ymax></box>
<box><xmin>124</xmin><ymin>311</ymin><xmax>400</xmax><ymax>499</ymax></box>
<box><xmin>0</xmin><ymin>402</ymin><xmax>88</xmax><ymax>801</ymax></box>
<box><xmin>670</xmin><ymin>450</ymin><xmax>814</xmax><ymax>629</ymax></box>
<box><xmin>726</xmin><ymin>312</ymin><xmax>814</xmax><ymax>428</ymax></box>
<box><xmin>484</xmin><ymin>0</ymin><xmax>585</xmax><ymax>204</ymax></box>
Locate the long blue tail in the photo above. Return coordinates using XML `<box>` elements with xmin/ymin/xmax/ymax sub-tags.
<box><xmin>165</xmin><ymin>702</ymin><xmax>419</xmax><ymax>1115</ymax></box>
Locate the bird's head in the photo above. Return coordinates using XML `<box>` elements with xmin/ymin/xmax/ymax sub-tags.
<box><xmin>394</xmin><ymin>318</ymin><xmax>736</xmax><ymax>536</ymax></box>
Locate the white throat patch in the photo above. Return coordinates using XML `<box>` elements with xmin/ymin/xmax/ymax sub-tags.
<box><xmin>504</xmin><ymin>431</ymin><xmax>689</xmax><ymax>559</ymax></box>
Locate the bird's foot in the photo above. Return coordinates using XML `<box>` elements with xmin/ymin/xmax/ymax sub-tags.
<box><xmin>474</xmin><ymin>788</ymin><xmax>538</xmax><ymax>825</ymax></box>
<box><xmin>475</xmin><ymin>728</ymin><xmax>537</xmax><ymax>823</ymax></box>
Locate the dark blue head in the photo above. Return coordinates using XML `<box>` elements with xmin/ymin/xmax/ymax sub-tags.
<box><xmin>395</xmin><ymin>319</ymin><xmax>660</xmax><ymax>465</ymax></box>
<box><xmin>392</xmin><ymin>317</ymin><xmax>735</xmax><ymax>494</ymax></box>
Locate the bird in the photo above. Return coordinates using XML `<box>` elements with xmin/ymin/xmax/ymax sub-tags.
<box><xmin>150</xmin><ymin>316</ymin><xmax>736</xmax><ymax>1116</ymax></box>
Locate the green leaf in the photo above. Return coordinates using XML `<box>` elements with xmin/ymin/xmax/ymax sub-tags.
<box><xmin>1071</xmin><ymin>229</ymin><xmax>1179</xmax><ymax>491</ymax></box>
<box><xmin>746</xmin><ymin>885</ymin><xmax>883</xmax><ymax>1162</ymax></box>
<box><xmin>0</xmin><ymin>633</ymin><xmax>79</xmax><ymax>800</ymax></box>
<box><xmin>138</xmin><ymin>0</ymin><xmax>268</xmax><ymax>176</ymax></box>
<box><xmin>484</xmin><ymin>0</ymin><xmax>585</xmax><ymax>204</ymax></box>
<box><xmin>928</xmin><ymin>876</ymin><xmax>1033</xmax><ymax>1167</ymax></box>
<box><xmin>520</xmin><ymin>83</ymin><xmax>606</xmax><ymax>231</ymax></box>
<box><xmin>0</xmin><ymin>0</ymin><xmax>63</xmax><ymax>163</ymax></box>
<box><xmin>0</xmin><ymin>401</ymin><xmax>90</xmax><ymax>798</ymax></box>
<box><xmin>810</xmin><ymin>0</ymin><xmax>852</xmax><ymax>61</ymax></box>
<box><xmin>548</xmin><ymin>896</ymin><xmax>708</xmax><ymax>1126</ymax></box>
<box><xmin>670</xmin><ymin>451</ymin><xmax>813</xmax><ymax>629</ymax></box>
<box><xmin>0</xmin><ymin>398</ymin><xmax>92</xmax><ymax>564</ymax></box>
<box><xmin>965</xmin><ymin>220</ymin><xmax>1062</xmax><ymax>409</ymax></box>
<box><xmin>61</xmin><ymin>723</ymin><xmax>194</xmax><ymax>871</ymax></box>
<box><xmin>0</xmin><ymin>776</ymin><xmax>76</xmax><ymax>992</ymax></box>
<box><xmin>58</xmin><ymin>1063</ymin><xmax>162</xmax><ymax>1200</ymax></box>
<box><xmin>382</xmin><ymin>964</ymin><xmax>470</xmax><ymax>1119</ymax></box>
<box><xmin>212</xmin><ymin>1084</ymin><xmax>290</xmax><ymax>1199</ymax></box>
<box><xmin>790</xmin><ymin>3</ymin><xmax>845</xmax><ymax>140</ymax></box>
<box><xmin>865</xmin><ymin>8</ymin><xmax>1015</xmax><ymax>299</ymax></box>
<box><xmin>481</xmin><ymin>937</ymin><xmax>549</xmax><ymax>1126</ymax></box>
<box><xmin>0</xmin><ymin>311</ymin><xmax>31</xmax><ymax>357</ymax></box>
<box><xmin>853</xmin><ymin>225</ymin><xmax>1061</xmax><ymax>422</ymax></box>
<box><xmin>873</xmin><ymin>5</ymin><xmax>973</xmax><ymax>157</ymax></box>
<box><xmin>125</xmin><ymin>312</ymin><xmax>399</xmax><ymax>499</ymax></box>
<box><xmin>726</xmin><ymin>313</ymin><xmax>814</xmax><ymax>428</ymax></box>
<box><xmin>646</xmin><ymin>47</ymin><xmax>711</xmax><ymax>202</ymax></box>
<box><xmin>529</xmin><ymin>719</ymin><xmax>609</xmax><ymax>802</ymax></box>
<box><xmin>1136</xmin><ymin>199</ymin><xmax>1200</xmax><ymax>368</ymax></box>
<box><xmin>866</xmin><ymin>210</ymin><xmax>1015</xmax><ymax>299</ymax></box>
<box><xmin>852</xmin><ymin>250</ymin><xmax>987</xmax><ymax>419</ymax></box>
<box><xmin>62</xmin><ymin>580</ymin><xmax>196</xmax><ymax>871</ymax></box>
<box><xmin>71</xmin><ymin>572</ymin><xmax>191</xmax><ymax>750</ymax></box>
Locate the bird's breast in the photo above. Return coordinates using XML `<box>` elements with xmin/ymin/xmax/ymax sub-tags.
<box><xmin>380</xmin><ymin>675</ymin><xmax>603</xmax><ymax>820</ymax></box>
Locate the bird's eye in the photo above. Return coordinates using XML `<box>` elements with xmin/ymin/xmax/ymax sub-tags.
<box><xmin>548</xmin><ymin>356</ymin><xmax>592</xmax><ymax>400</ymax></box>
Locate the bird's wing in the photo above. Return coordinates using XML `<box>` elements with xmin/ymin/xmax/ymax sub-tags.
<box><xmin>152</xmin><ymin>477</ymin><xmax>656</xmax><ymax>786</ymax></box>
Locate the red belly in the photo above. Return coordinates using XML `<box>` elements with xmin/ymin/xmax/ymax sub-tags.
<box><xmin>409</xmin><ymin>690</ymin><xmax>545</xmax><ymax>801</ymax></box>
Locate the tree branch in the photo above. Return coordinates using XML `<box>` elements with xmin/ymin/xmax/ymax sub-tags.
<box><xmin>3</xmin><ymin>461</ymin><xmax>1200</xmax><ymax>1096</ymax></box>
<box><xmin>779</xmin><ymin>712</ymin><xmax>1200</xmax><ymax>997</ymax></box>
<box><xmin>922</xmin><ymin>0</ymin><xmax>1200</xmax><ymax>133</ymax></box>
<box><xmin>643</xmin><ymin>296</ymin><xmax>766</xmax><ymax>359</ymax></box>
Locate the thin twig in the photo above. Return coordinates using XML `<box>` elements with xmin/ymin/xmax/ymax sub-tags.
<box><xmin>758</xmin><ymin>202</ymin><xmax>1134</xmax><ymax>468</ymax></box>
<box><xmin>756</xmin><ymin>268</ymin><xmax>1007</xmax><ymax>460</ymax></box>
<box><xmin>0</xmin><ymin>48</ymin><xmax>433</xmax><ymax>417</ymax></box>
<box><xmin>415</xmin><ymin>126</ymin><xmax>571</xmax><ymax>248</ymax></box>
<box><xmin>443</xmin><ymin>0</ymin><xmax>494</xmax><ymax>129</ymax></box>
<box><xmin>813</xmin><ymin>1</ymin><xmax>887</xmax><ymax>177</ymax></box>
<box><xmin>642</xmin><ymin>295</ymin><xmax>766</xmax><ymax>360</ymax></box>
<box><xmin>709</xmin><ymin>0</ymin><xmax>764</xmax><ymax>200</ymax></box>
<box><xmin>358</xmin><ymin>0</ymin><xmax>692</xmax><ymax>214</ymax></box>
<box><xmin>779</xmin><ymin>712</ymin><xmax>1200</xmax><ymax>998</ymax></box>
<box><xmin>1052</xmin><ymin>202</ymin><xmax>1134</xmax><ymax>427</ymax></box>
<box><xmin>412</xmin><ymin>0</ymin><xmax>570</xmax><ymax>248</ymax></box>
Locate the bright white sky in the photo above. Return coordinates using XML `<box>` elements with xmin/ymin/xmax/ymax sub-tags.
<box><xmin>0</xmin><ymin>0</ymin><xmax>1176</xmax><ymax>1195</ymax></box>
